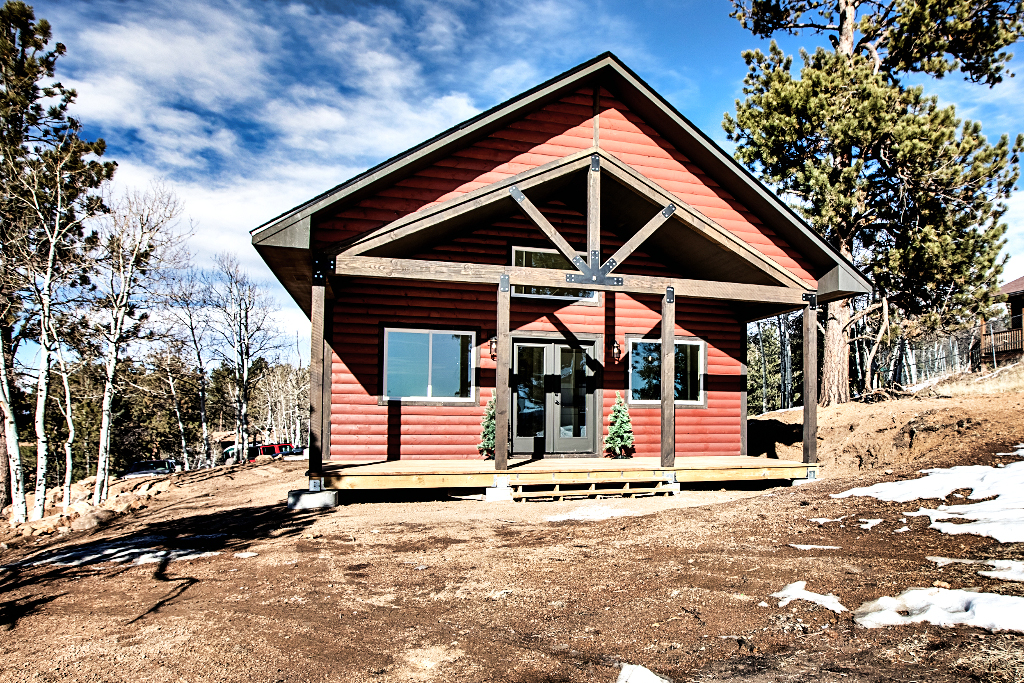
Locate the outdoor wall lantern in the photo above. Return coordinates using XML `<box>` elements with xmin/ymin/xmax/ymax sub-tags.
<box><xmin>489</xmin><ymin>336</ymin><xmax>498</xmax><ymax>360</ymax></box>
<box><xmin>612</xmin><ymin>340</ymin><xmax>621</xmax><ymax>363</ymax></box>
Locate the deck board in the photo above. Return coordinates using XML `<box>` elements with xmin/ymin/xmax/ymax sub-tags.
<box><xmin>321</xmin><ymin>456</ymin><xmax>814</xmax><ymax>491</ymax></box>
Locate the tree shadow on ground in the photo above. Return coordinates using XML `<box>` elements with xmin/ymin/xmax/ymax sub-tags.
<box><xmin>748</xmin><ymin>419</ymin><xmax>803</xmax><ymax>458</ymax></box>
<box><xmin>0</xmin><ymin>501</ymin><xmax>327</xmax><ymax>626</ymax></box>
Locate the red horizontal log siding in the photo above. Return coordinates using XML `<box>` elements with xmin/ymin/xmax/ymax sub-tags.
<box><xmin>596</xmin><ymin>89</ymin><xmax>816</xmax><ymax>284</ymax></box>
<box><xmin>313</xmin><ymin>89</ymin><xmax>596</xmax><ymax>247</ymax></box>
<box><xmin>326</xmin><ymin>285</ymin><xmax>741</xmax><ymax>461</ymax></box>
<box><xmin>326</xmin><ymin>202</ymin><xmax>742</xmax><ymax>461</ymax></box>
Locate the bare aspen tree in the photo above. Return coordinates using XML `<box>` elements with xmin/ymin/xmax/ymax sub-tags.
<box><xmin>19</xmin><ymin>135</ymin><xmax>112</xmax><ymax>520</ymax></box>
<box><xmin>50</xmin><ymin>321</ymin><xmax>77</xmax><ymax>510</ymax></box>
<box><xmin>210</xmin><ymin>253</ymin><xmax>278</xmax><ymax>460</ymax></box>
<box><xmin>91</xmin><ymin>184</ymin><xmax>183</xmax><ymax>504</ymax></box>
<box><xmin>153</xmin><ymin>345</ymin><xmax>191</xmax><ymax>470</ymax></box>
<box><xmin>167</xmin><ymin>267</ymin><xmax>213</xmax><ymax>467</ymax></box>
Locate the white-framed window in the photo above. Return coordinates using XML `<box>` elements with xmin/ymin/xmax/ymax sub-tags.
<box><xmin>383</xmin><ymin>328</ymin><xmax>476</xmax><ymax>401</ymax></box>
<box><xmin>512</xmin><ymin>246</ymin><xmax>597</xmax><ymax>301</ymax></box>
<box><xmin>628</xmin><ymin>338</ymin><xmax>704</xmax><ymax>405</ymax></box>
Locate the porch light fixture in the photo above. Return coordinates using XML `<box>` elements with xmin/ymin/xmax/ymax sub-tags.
<box><xmin>489</xmin><ymin>336</ymin><xmax>497</xmax><ymax>360</ymax></box>
<box><xmin>612</xmin><ymin>340</ymin><xmax>621</xmax><ymax>363</ymax></box>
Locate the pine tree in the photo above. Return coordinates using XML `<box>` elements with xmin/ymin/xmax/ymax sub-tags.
<box><xmin>725</xmin><ymin>0</ymin><xmax>1022</xmax><ymax>406</ymax></box>
<box><xmin>477</xmin><ymin>395</ymin><xmax>495</xmax><ymax>459</ymax></box>
<box><xmin>604</xmin><ymin>392</ymin><xmax>634</xmax><ymax>458</ymax></box>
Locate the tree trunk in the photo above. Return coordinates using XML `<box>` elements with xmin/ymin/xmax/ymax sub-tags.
<box><xmin>819</xmin><ymin>299</ymin><xmax>850</xmax><ymax>406</ymax></box>
<box><xmin>92</xmin><ymin>343</ymin><xmax>119</xmax><ymax>505</ymax></box>
<box><xmin>31</xmin><ymin>323</ymin><xmax>51</xmax><ymax>521</ymax></box>
<box><xmin>0</xmin><ymin>332</ymin><xmax>25</xmax><ymax>523</ymax></box>
<box><xmin>54</xmin><ymin>343</ymin><xmax>76</xmax><ymax>511</ymax></box>
<box><xmin>168</xmin><ymin>368</ymin><xmax>189</xmax><ymax>470</ymax></box>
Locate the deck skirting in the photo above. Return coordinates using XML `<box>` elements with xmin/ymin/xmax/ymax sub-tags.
<box><xmin>320</xmin><ymin>456</ymin><xmax>814</xmax><ymax>493</ymax></box>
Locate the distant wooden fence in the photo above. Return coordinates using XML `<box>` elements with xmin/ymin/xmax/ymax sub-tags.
<box><xmin>981</xmin><ymin>327</ymin><xmax>1024</xmax><ymax>356</ymax></box>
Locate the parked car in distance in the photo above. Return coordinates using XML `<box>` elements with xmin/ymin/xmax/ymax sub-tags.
<box><xmin>120</xmin><ymin>459</ymin><xmax>179</xmax><ymax>480</ymax></box>
<box><xmin>246</xmin><ymin>443</ymin><xmax>292</xmax><ymax>461</ymax></box>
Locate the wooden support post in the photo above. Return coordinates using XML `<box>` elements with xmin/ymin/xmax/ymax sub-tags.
<box><xmin>308</xmin><ymin>284</ymin><xmax>326</xmax><ymax>479</ymax></box>
<box><xmin>740</xmin><ymin>327</ymin><xmax>748</xmax><ymax>456</ymax></box>
<box><xmin>321</xmin><ymin>301</ymin><xmax>334</xmax><ymax>465</ymax></box>
<box><xmin>661</xmin><ymin>287</ymin><xmax>676</xmax><ymax>467</ymax></box>
<box><xmin>802</xmin><ymin>302</ymin><xmax>818</xmax><ymax>464</ymax></box>
<box><xmin>494</xmin><ymin>275</ymin><xmax>511</xmax><ymax>471</ymax></box>
<box><xmin>588</xmin><ymin>154</ymin><xmax>600</xmax><ymax>271</ymax></box>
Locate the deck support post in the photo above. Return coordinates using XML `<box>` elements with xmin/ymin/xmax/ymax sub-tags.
<box><xmin>494</xmin><ymin>275</ymin><xmax>511</xmax><ymax>471</ymax></box>
<box><xmin>661</xmin><ymin>287</ymin><xmax>676</xmax><ymax>467</ymax></box>
<box><xmin>802</xmin><ymin>300</ymin><xmax>818</xmax><ymax>464</ymax></box>
<box><xmin>308</xmin><ymin>281</ymin><xmax>327</xmax><ymax>485</ymax></box>
<box><xmin>740</xmin><ymin>329</ymin><xmax>748</xmax><ymax>456</ymax></box>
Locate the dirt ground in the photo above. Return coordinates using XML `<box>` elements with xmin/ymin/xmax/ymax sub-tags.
<box><xmin>2</xmin><ymin>392</ymin><xmax>1024</xmax><ymax>682</ymax></box>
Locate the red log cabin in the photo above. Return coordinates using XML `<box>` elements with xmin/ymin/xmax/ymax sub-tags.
<box><xmin>252</xmin><ymin>54</ymin><xmax>869</xmax><ymax>497</ymax></box>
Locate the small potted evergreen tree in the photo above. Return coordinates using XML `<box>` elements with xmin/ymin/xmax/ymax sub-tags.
<box><xmin>604</xmin><ymin>391</ymin><xmax>635</xmax><ymax>459</ymax></box>
<box><xmin>478</xmin><ymin>396</ymin><xmax>496</xmax><ymax>459</ymax></box>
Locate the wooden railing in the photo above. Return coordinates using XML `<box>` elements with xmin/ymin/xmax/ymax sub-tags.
<box><xmin>981</xmin><ymin>327</ymin><xmax>1024</xmax><ymax>355</ymax></box>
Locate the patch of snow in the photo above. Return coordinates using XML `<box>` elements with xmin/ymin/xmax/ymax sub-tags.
<box><xmin>546</xmin><ymin>505</ymin><xmax>638</xmax><ymax>522</ymax></box>
<box><xmin>859</xmin><ymin>519</ymin><xmax>883</xmax><ymax>530</ymax></box>
<box><xmin>979</xmin><ymin>561</ymin><xmax>1024</xmax><ymax>582</ymax></box>
<box><xmin>133</xmin><ymin>550</ymin><xmax>220</xmax><ymax>565</ymax></box>
<box><xmin>854</xmin><ymin>587</ymin><xmax>1024</xmax><ymax>632</ymax></box>
<box><xmin>789</xmin><ymin>544</ymin><xmax>842</xmax><ymax>550</ymax></box>
<box><xmin>928</xmin><ymin>556</ymin><xmax>1024</xmax><ymax>582</ymax></box>
<box><xmin>617</xmin><ymin>663</ymin><xmax>670</xmax><ymax>683</ymax></box>
<box><xmin>757</xmin><ymin>601</ymin><xmax>769</xmax><ymax>607</ymax></box>
<box><xmin>22</xmin><ymin>537</ymin><xmax>221</xmax><ymax>568</ymax></box>
<box><xmin>810</xmin><ymin>516</ymin><xmax>845</xmax><ymax>524</ymax></box>
<box><xmin>833</xmin><ymin>456</ymin><xmax>1024</xmax><ymax>543</ymax></box>
<box><xmin>771</xmin><ymin>581</ymin><xmax>847</xmax><ymax>613</ymax></box>
<box><xmin>894</xmin><ymin>526</ymin><xmax>911</xmax><ymax>533</ymax></box>
<box><xmin>233</xmin><ymin>552</ymin><xmax>258</xmax><ymax>559</ymax></box>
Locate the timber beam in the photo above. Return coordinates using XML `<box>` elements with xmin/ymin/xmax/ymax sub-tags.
<box><xmin>335</xmin><ymin>256</ymin><xmax>810</xmax><ymax>305</ymax></box>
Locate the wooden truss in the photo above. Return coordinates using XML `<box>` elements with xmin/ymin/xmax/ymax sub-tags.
<box><xmin>306</xmin><ymin>150</ymin><xmax>819</xmax><ymax>481</ymax></box>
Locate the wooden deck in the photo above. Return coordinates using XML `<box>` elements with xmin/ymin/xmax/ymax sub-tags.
<box><xmin>321</xmin><ymin>457</ymin><xmax>815</xmax><ymax>499</ymax></box>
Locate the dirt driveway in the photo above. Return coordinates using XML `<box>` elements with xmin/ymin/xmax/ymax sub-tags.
<box><xmin>2</xmin><ymin>394</ymin><xmax>1024</xmax><ymax>682</ymax></box>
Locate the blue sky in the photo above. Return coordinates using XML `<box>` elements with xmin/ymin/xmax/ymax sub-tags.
<box><xmin>34</xmin><ymin>0</ymin><xmax>1024</xmax><ymax>350</ymax></box>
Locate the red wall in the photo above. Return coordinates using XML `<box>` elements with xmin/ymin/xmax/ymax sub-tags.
<box><xmin>326</xmin><ymin>284</ymin><xmax>742</xmax><ymax>461</ymax></box>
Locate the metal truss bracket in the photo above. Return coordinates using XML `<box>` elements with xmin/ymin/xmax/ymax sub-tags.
<box><xmin>312</xmin><ymin>254</ymin><xmax>335</xmax><ymax>286</ymax></box>
<box><xmin>802</xmin><ymin>292</ymin><xmax>818</xmax><ymax>310</ymax></box>
<box><xmin>665</xmin><ymin>286</ymin><xmax>675</xmax><ymax>303</ymax></box>
<box><xmin>566</xmin><ymin>271</ymin><xmax>623</xmax><ymax>286</ymax></box>
<box><xmin>509</xmin><ymin>186</ymin><xmax>526</xmax><ymax>203</ymax></box>
<box><xmin>499</xmin><ymin>273</ymin><xmax>510</xmax><ymax>292</ymax></box>
<box><xmin>590</xmin><ymin>154</ymin><xmax>600</xmax><ymax>172</ymax></box>
<box><xmin>662</xmin><ymin>203</ymin><xmax>676</xmax><ymax>218</ymax></box>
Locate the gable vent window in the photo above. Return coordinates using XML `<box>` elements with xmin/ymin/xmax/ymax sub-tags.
<box><xmin>384</xmin><ymin>329</ymin><xmax>475</xmax><ymax>401</ymax></box>
<box><xmin>512</xmin><ymin>247</ymin><xmax>597</xmax><ymax>301</ymax></box>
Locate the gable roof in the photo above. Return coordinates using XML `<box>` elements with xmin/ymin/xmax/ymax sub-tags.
<box><xmin>253</xmin><ymin>52</ymin><xmax>870</xmax><ymax>312</ymax></box>
<box><xmin>1002</xmin><ymin>275</ymin><xmax>1024</xmax><ymax>297</ymax></box>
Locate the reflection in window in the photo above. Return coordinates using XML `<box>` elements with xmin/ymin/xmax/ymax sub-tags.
<box><xmin>512</xmin><ymin>247</ymin><xmax>597</xmax><ymax>300</ymax></box>
<box><xmin>385</xmin><ymin>329</ymin><xmax>475</xmax><ymax>400</ymax></box>
<box><xmin>629</xmin><ymin>339</ymin><xmax>702</xmax><ymax>404</ymax></box>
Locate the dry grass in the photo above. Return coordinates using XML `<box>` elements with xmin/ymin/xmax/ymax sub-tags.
<box><xmin>929</xmin><ymin>361</ymin><xmax>1024</xmax><ymax>397</ymax></box>
<box><xmin>955</xmin><ymin>639</ymin><xmax>1024</xmax><ymax>683</ymax></box>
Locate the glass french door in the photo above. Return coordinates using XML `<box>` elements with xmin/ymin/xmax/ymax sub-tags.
<box><xmin>512</xmin><ymin>341</ymin><xmax>594</xmax><ymax>455</ymax></box>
